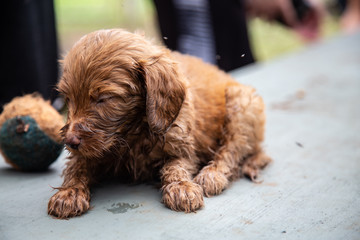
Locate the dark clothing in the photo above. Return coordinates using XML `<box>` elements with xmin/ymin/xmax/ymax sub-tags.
<box><xmin>1</xmin><ymin>0</ymin><xmax>59</xmax><ymax>110</ymax></box>
<box><xmin>153</xmin><ymin>0</ymin><xmax>255</xmax><ymax>72</ymax></box>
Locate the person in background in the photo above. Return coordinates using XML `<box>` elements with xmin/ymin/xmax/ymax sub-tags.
<box><xmin>1</xmin><ymin>0</ymin><xmax>59</xmax><ymax>111</ymax></box>
<box><xmin>339</xmin><ymin>0</ymin><xmax>360</xmax><ymax>33</ymax></box>
<box><xmin>153</xmin><ymin>0</ymin><xmax>323</xmax><ymax>72</ymax></box>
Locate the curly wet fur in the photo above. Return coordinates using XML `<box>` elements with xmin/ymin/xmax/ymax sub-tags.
<box><xmin>48</xmin><ymin>29</ymin><xmax>271</xmax><ymax>219</ymax></box>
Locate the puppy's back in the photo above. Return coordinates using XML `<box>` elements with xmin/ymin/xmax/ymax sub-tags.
<box><xmin>171</xmin><ymin>52</ymin><xmax>239</xmax><ymax>155</ymax></box>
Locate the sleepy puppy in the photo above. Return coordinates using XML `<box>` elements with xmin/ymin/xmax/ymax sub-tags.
<box><xmin>48</xmin><ymin>29</ymin><xmax>271</xmax><ymax>219</ymax></box>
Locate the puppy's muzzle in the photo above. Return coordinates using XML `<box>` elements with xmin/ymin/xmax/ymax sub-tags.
<box><xmin>65</xmin><ymin>134</ymin><xmax>81</xmax><ymax>150</ymax></box>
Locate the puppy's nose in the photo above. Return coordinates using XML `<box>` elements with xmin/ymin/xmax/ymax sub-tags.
<box><xmin>65</xmin><ymin>134</ymin><xmax>81</xmax><ymax>150</ymax></box>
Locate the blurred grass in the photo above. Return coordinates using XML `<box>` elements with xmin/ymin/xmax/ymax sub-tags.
<box><xmin>54</xmin><ymin>0</ymin><xmax>341</xmax><ymax>61</ymax></box>
<box><xmin>54</xmin><ymin>0</ymin><xmax>159</xmax><ymax>53</ymax></box>
<box><xmin>248</xmin><ymin>15</ymin><xmax>340</xmax><ymax>61</ymax></box>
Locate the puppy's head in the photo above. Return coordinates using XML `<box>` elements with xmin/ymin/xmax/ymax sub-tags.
<box><xmin>58</xmin><ymin>29</ymin><xmax>185</xmax><ymax>158</ymax></box>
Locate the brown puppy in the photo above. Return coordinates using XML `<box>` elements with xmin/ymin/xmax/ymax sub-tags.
<box><xmin>48</xmin><ymin>29</ymin><xmax>271</xmax><ymax>219</ymax></box>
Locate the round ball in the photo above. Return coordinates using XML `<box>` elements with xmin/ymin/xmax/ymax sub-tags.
<box><xmin>0</xmin><ymin>116</ymin><xmax>63</xmax><ymax>171</ymax></box>
<box><xmin>0</xmin><ymin>94</ymin><xmax>64</xmax><ymax>171</ymax></box>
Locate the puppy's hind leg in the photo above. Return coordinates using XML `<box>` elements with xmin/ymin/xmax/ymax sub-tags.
<box><xmin>241</xmin><ymin>151</ymin><xmax>271</xmax><ymax>182</ymax></box>
<box><xmin>194</xmin><ymin>84</ymin><xmax>271</xmax><ymax>196</ymax></box>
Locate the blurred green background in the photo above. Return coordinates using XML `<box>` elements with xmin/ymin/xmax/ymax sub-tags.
<box><xmin>54</xmin><ymin>0</ymin><xmax>341</xmax><ymax>62</ymax></box>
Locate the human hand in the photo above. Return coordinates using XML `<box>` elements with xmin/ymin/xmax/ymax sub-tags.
<box><xmin>246</xmin><ymin>0</ymin><xmax>324</xmax><ymax>41</ymax></box>
<box><xmin>246</xmin><ymin>0</ymin><xmax>298</xmax><ymax>26</ymax></box>
<box><xmin>293</xmin><ymin>0</ymin><xmax>324</xmax><ymax>41</ymax></box>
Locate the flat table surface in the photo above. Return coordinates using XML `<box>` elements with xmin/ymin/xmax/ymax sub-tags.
<box><xmin>1</xmin><ymin>32</ymin><xmax>359</xmax><ymax>240</ymax></box>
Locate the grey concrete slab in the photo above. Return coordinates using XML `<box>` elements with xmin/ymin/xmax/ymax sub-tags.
<box><xmin>0</xmin><ymin>32</ymin><xmax>359</xmax><ymax>240</ymax></box>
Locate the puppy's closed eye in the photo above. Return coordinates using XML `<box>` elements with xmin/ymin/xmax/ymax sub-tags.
<box><xmin>95</xmin><ymin>95</ymin><xmax>126</xmax><ymax>106</ymax></box>
<box><xmin>96</xmin><ymin>96</ymin><xmax>113</xmax><ymax>105</ymax></box>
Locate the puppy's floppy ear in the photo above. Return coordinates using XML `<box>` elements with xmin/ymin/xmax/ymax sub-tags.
<box><xmin>140</xmin><ymin>52</ymin><xmax>185</xmax><ymax>135</ymax></box>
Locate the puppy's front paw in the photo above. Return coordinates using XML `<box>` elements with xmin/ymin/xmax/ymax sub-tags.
<box><xmin>162</xmin><ymin>181</ymin><xmax>204</xmax><ymax>212</ymax></box>
<box><xmin>48</xmin><ymin>187</ymin><xmax>90</xmax><ymax>219</ymax></box>
<box><xmin>194</xmin><ymin>166</ymin><xmax>229</xmax><ymax>197</ymax></box>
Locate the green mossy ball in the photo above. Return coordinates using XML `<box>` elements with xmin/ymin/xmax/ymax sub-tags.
<box><xmin>0</xmin><ymin>94</ymin><xmax>64</xmax><ymax>171</ymax></box>
<box><xmin>0</xmin><ymin>116</ymin><xmax>63</xmax><ymax>171</ymax></box>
